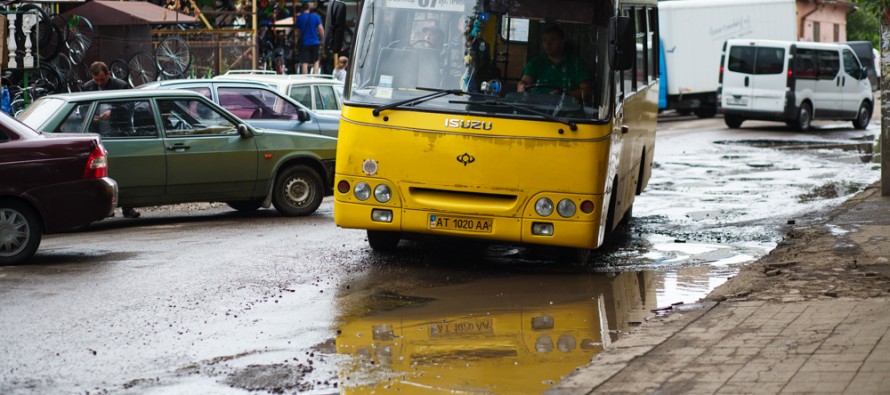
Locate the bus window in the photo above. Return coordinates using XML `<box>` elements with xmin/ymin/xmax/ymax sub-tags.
<box><xmin>501</xmin><ymin>17</ymin><xmax>529</xmax><ymax>42</ymax></box>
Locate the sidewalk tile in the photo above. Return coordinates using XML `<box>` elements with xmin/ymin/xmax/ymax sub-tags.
<box><xmin>842</xmin><ymin>372</ymin><xmax>890</xmax><ymax>395</ymax></box>
<box><xmin>781</xmin><ymin>371</ymin><xmax>856</xmax><ymax>394</ymax></box>
<box><xmin>727</xmin><ymin>356</ymin><xmax>807</xmax><ymax>384</ymax></box>
<box><xmin>716</xmin><ymin>381</ymin><xmax>785</xmax><ymax>394</ymax></box>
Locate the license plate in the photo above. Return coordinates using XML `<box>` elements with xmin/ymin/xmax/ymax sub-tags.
<box><xmin>726</xmin><ymin>96</ymin><xmax>748</xmax><ymax>106</ymax></box>
<box><xmin>429</xmin><ymin>318</ymin><xmax>494</xmax><ymax>338</ymax></box>
<box><xmin>429</xmin><ymin>214</ymin><xmax>493</xmax><ymax>233</ymax></box>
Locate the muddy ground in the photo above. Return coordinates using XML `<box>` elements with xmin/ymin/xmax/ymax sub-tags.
<box><xmin>706</xmin><ymin>183</ymin><xmax>890</xmax><ymax>303</ymax></box>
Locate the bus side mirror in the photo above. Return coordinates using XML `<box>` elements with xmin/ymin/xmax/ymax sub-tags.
<box><xmin>325</xmin><ymin>0</ymin><xmax>348</xmax><ymax>54</ymax></box>
<box><xmin>608</xmin><ymin>16</ymin><xmax>635</xmax><ymax>71</ymax></box>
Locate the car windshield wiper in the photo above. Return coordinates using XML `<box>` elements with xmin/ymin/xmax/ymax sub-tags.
<box><xmin>447</xmin><ymin>98</ymin><xmax>578</xmax><ymax>131</ymax></box>
<box><xmin>371</xmin><ymin>87</ymin><xmax>469</xmax><ymax>116</ymax></box>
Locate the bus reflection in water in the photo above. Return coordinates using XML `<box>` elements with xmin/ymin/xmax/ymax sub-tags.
<box><xmin>335</xmin><ymin>272</ymin><xmax>656</xmax><ymax>394</ymax></box>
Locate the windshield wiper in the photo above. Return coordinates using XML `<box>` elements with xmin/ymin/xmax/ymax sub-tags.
<box><xmin>447</xmin><ymin>99</ymin><xmax>578</xmax><ymax>131</ymax></box>
<box><xmin>371</xmin><ymin>88</ymin><xmax>463</xmax><ymax>116</ymax></box>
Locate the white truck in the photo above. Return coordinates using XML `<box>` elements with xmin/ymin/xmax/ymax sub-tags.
<box><xmin>658</xmin><ymin>0</ymin><xmax>796</xmax><ymax>117</ymax></box>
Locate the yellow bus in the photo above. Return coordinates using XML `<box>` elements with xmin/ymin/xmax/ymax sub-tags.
<box><xmin>333</xmin><ymin>0</ymin><xmax>659</xmax><ymax>259</ymax></box>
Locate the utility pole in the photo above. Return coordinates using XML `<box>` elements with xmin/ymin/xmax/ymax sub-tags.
<box><xmin>878</xmin><ymin>12</ymin><xmax>890</xmax><ymax>196</ymax></box>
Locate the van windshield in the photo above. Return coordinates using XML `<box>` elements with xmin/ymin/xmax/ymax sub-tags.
<box><xmin>346</xmin><ymin>0</ymin><xmax>613</xmax><ymax>122</ymax></box>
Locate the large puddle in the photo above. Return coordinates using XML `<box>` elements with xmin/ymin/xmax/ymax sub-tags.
<box><xmin>325</xmin><ymin>127</ymin><xmax>881</xmax><ymax>394</ymax></box>
<box><xmin>331</xmin><ymin>268</ymin><xmax>726</xmax><ymax>394</ymax></box>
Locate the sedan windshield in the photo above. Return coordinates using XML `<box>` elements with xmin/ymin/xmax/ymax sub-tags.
<box><xmin>347</xmin><ymin>0</ymin><xmax>613</xmax><ymax>121</ymax></box>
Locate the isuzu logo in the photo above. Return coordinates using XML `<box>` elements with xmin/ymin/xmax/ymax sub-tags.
<box><xmin>444</xmin><ymin>118</ymin><xmax>493</xmax><ymax>130</ymax></box>
<box><xmin>456</xmin><ymin>153</ymin><xmax>475</xmax><ymax>166</ymax></box>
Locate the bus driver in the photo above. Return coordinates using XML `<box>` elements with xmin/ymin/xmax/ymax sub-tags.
<box><xmin>516</xmin><ymin>26</ymin><xmax>591</xmax><ymax>103</ymax></box>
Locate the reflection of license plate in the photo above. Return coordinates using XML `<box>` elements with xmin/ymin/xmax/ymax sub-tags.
<box><xmin>429</xmin><ymin>214</ymin><xmax>492</xmax><ymax>233</ymax></box>
<box><xmin>726</xmin><ymin>96</ymin><xmax>748</xmax><ymax>106</ymax></box>
<box><xmin>429</xmin><ymin>318</ymin><xmax>494</xmax><ymax>338</ymax></box>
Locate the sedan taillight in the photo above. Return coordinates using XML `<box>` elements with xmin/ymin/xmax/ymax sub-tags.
<box><xmin>84</xmin><ymin>144</ymin><xmax>108</xmax><ymax>179</ymax></box>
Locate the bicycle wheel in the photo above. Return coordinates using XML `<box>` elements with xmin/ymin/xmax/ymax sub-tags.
<box><xmin>51</xmin><ymin>55</ymin><xmax>75</xmax><ymax>92</ymax></box>
<box><xmin>156</xmin><ymin>36</ymin><xmax>191</xmax><ymax>77</ymax></box>
<box><xmin>109</xmin><ymin>58</ymin><xmax>129</xmax><ymax>83</ymax></box>
<box><xmin>65</xmin><ymin>15</ymin><xmax>94</xmax><ymax>63</ymax></box>
<box><xmin>71</xmin><ymin>62</ymin><xmax>91</xmax><ymax>92</ymax></box>
<box><xmin>128</xmin><ymin>51</ymin><xmax>157</xmax><ymax>87</ymax></box>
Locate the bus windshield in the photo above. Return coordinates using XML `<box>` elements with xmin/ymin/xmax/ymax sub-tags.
<box><xmin>348</xmin><ymin>0</ymin><xmax>613</xmax><ymax>121</ymax></box>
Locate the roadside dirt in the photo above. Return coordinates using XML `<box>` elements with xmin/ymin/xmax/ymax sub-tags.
<box><xmin>706</xmin><ymin>184</ymin><xmax>890</xmax><ymax>303</ymax></box>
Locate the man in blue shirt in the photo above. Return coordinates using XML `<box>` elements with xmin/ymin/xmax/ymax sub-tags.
<box><xmin>295</xmin><ymin>2</ymin><xmax>325</xmax><ymax>74</ymax></box>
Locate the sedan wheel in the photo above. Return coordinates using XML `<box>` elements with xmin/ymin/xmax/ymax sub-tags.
<box><xmin>0</xmin><ymin>201</ymin><xmax>42</xmax><ymax>265</ymax></box>
<box><xmin>272</xmin><ymin>165</ymin><xmax>324</xmax><ymax>216</ymax></box>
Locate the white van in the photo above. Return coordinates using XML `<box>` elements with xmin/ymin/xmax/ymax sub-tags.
<box><xmin>717</xmin><ymin>39</ymin><xmax>873</xmax><ymax>130</ymax></box>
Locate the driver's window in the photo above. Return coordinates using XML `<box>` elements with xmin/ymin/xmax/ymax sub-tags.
<box><xmin>157</xmin><ymin>98</ymin><xmax>237</xmax><ymax>137</ymax></box>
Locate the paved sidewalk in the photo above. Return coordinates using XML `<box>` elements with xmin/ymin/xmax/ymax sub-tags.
<box><xmin>549</xmin><ymin>181</ymin><xmax>890</xmax><ymax>395</ymax></box>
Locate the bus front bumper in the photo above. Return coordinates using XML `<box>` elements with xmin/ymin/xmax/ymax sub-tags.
<box><xmin>334</xmin><ymin>201</ymin><xmax>602</xmax><ymax>249</ymax></box>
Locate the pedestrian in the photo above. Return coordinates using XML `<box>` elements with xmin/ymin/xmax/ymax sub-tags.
<box><xmin>334</xmin><ymin>56</ymin><xmax>348</xmax><ymax>81</ymax></box>
<box><xmin>82</xmin><ymin>61</ymin><xmax>141</xmax><ymax>219</ymax></box>
<box><xmin>294</xmin><ymin>2</ymin><xmax>324</xmax><ymax>74</ymax></box>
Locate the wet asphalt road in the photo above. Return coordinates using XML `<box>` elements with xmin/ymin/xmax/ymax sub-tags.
<box><xmin>0</xmin><ymin>115</ymin><xmax>882</xmax><ymax>394</ymax></box>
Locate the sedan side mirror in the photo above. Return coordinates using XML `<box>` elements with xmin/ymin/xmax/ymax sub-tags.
<box><xmin>298</xmin><ymin>108</ymin><xmax>311</xmax><ymax>122</ymax></box>
<box><xmin>237</xmin><ymin>124</ymin><xmax>254</xmax><ymax>138</ymax></box>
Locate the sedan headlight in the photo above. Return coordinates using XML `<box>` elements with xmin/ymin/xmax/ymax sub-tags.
<box><xmin>374</xmin><ymin>184</ymin><xmax>392</xmax><ymax>203</ymax></box>
<box><xmin>354</xmin><ymin>182</ymin><xmax>371</xmax><ymax>201</ymax></box>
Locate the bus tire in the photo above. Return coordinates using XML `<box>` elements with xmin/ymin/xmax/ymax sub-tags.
<box><xmin>724</xmin><ymin>115</ymin><xmax>743</xmax><ymax>129</ymax></box>
<box><xmin>852</xmin><ymin>101</ymin><xmax>871</xmax><ymax>130</ymax></box>
<box><xmin>367</xmin><ymin>230</ymin><xmax>400</xmax><ymax>252</ymax></box>
<box><xmin>604</xmin><ymin>180</ymin><xmax>619</xmax><ymax>233</ymax></box>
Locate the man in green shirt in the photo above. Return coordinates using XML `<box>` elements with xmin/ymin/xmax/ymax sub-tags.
<box><xmin>516</xmin><ymin>26</ymin><xmax>591</xmax><ymax>103</ymax></box>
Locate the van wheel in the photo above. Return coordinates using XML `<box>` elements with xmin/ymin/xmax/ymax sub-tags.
<box><xmin>367</xmin><ymin>230</ymin><xmax>400</xmax><ymax>252</ymax></box>
<box><xmin>852</xmin><ymin>102</ymin><xmax>871</xmax><ymax>130</ymax></box>
<box><xmin>724</xmin><ymin>115</ymin><xmax>743</xmax><ymax>129</ymax></box>
<box><xmin>794</xmin><ymin>102</ymin><xmax>812</xmax><ymax>131</ymax></box>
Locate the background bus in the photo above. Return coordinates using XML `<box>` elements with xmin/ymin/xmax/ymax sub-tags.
<box><xmin>333</xmin><ymin>0</ymin><xmax>659</xmax><ymax>260</ymax></box>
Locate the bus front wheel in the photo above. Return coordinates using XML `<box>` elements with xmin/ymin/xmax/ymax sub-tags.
<box><xmin>367</xmin><ymin>230</ymin><xmax>401</xmax><ymax>252</ymax></box>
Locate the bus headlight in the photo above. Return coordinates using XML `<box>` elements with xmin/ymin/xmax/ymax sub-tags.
<box><xmin>354</xmin><ymin>182</ymin><xmax>371</xmax><ymax>201</ymax></box>
<box><xmin>536</xmin><ymin>335</ymin><xmax>554</xmax><ymax>353</ymax></box>
<box><xmin>535</xmin><ymin>197</ymin><xmax>554</xmax><ymax>216</ymax></box>
<box><xmin>557</xmin><ymin>334</ymin><xmax>576</xmax><ymax>352</ymax></box>
<box><xmin>374</xmin><ymin>184</ymin><xmax>392</xmax><ymax>203</ymax></box>
<box><xmin>557</xmin><ymin>199</ymin><xmax>576</xmax><ymax>217</ymax></box>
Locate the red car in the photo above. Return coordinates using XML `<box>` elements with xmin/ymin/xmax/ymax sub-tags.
<box><xmin>0</xmin><ymin>112</ymin><xmax>117</xmax><ymax>265</ymax></box>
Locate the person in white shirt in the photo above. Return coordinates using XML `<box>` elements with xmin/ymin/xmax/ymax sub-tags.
<box><xmin>334</xmin><ymin>56</ymin><xmax>348</xmax><ymax>81</ymax></box>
